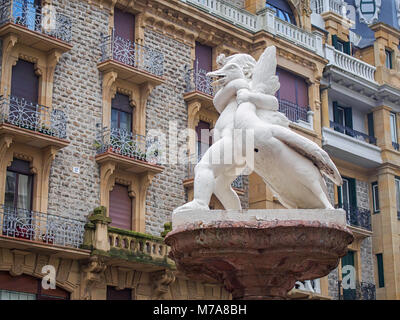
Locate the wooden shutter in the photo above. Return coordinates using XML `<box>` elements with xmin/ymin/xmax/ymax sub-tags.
<box><xmin>277</xmin><ymin>68</ymin><xmax>308</xmax><ymax>107</ymax></box>
<box><xmin>367</xmin><ymin>113</ymin><xmax>375</xmax><ymax>138</ymax></box>
<box><xmin>332</xmin><ymin>35</ymin><xmax>338</xmax><ymax>50</ymax></box>
<box><xmin>195</xmin><ymin>42</ymin><xmax>213</xmax><ymax>72</ymax></box>
<box><xmin>376</xmin><ymin>253</ymin><xmax>385</xmax><ymax>288</ymax></box>
<box><xmin>112</xmin><ymin>93</ymin><xmax>132</xmax><ymax>113</ymax></box>
<box><xmin>109</xmin><ymin>184</ymin><xmax>132</xmax><ymax>230</ymax></box>
<box><xmin>344</xmin><ymin>107</ymin><xmax>353</xmax><ymax>130</ymax></box>
<box><xmin>107</xmin><ymin>286</ymin><xmax>132</xmax><ymax>300</ymax></box>
<box><xmin>344</xmin><ymin>41</ymin><xmax>351</xmax><ymax>55</ymax></box>
<box><xmin>114</xmin><ymin>8</ymin><xmax>135</xmax><ymax>43</ymax></box>
<box><xmin>11</xmin><ymin>59</ymin><xmax>39</xmax><ymax>104</ymax></box>
<box><xmin>341</xmin><ymin>250</ymin><xmax>356</xmax><ymax>300</ymax></box>
<box><xmin>348</xmin><ymin>177</ymin><xmax>357</xmax><ymax>209</ymax></box>
<box><xmin>333</xmin><ymin>101</ymin><xmax>339</xmax><ymax>124</ymax></box>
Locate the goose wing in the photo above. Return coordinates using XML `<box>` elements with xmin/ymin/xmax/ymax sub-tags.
<box><xmin>270</xmin><ymin>125</ymin><xmax>342</xmax><ymax>185</ymax></box>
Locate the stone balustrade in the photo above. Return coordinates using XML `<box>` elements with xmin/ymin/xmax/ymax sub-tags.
<box><xmin>325</xmin><ymin>45</ymin><xmax>377</xmax><ymax>84</ymax></box>
<box><xmin>108</xmin><ymin>227</ymin><xmax>172</xmax><ymax>263</ymax></box>
<box><xmin>182</xmin><ymin>1</ymin><xmax>324</xmax><ymax>56</ymax></box>
<box><xmin>311</xmin><ymin>0</ymin><xmax>347</xmax><ymax>16</ymax></box>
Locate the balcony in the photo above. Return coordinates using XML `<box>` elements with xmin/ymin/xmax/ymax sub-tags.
<box><xmin>325</xmin><ymin>45</ymin><xmax>377</xmax><ymax>85</ymax></box>
<box><xmin>98</xmin><ymin>30</ymin><xmax>164</xmax><ymax>86</ymax></box>
<box><xmin>0</xmin><ymin>205</ymin><xmax>87</xmax><ymax>255</ymax></box>
<box><xmin>181</xmin><ymin>1</ymin><xmax>323</xmax><ymax>55</ymax></box>
<box><xmin>83</xmin><ymin>207</ymin><xmax>174</xmax><ymax>270</ymax></box>
<box><xmin>338</xmin><ymin>281</ymin><xmax>376</xmax><ymax>300</ymax></box>
<box><xmin>278</xmin><ymin>99</ymin><xmax>314</xmax><ymax>130</ymax></box>
<box><xmin>322</xmin><ymin>122</ymin><xmax>382</xmax><ymax>168</ymax></box>
<box><xmin>311</xmin><ymin>0</ymin><xmax>346</xmax><ymax>16</ymax></box>
<box><xmin>0</xmin><ymin>0</ymin><xmax>72</xmax><ymax>52</ymax></box>
<box><xmin>183</xmin><ymin>63</ymin><xmax>214</xmax><ymax>107</ymax></box>
<box><xmin>95</xmin><ymin>128</ymin><xmax>163</xmax><ymax>174</ymax></box>
<box><xmin>0</xmin><ymin>95</ymin><xmax>69</xmax><ymax>149</ymax></box>
<box><xmin>336</xmin><ymin>204</ymin><xmax>371</xmax><ymax>232</ymax></box>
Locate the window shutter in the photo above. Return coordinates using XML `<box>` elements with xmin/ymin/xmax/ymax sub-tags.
<box><xmin>348</xmin><ymin>178</ymin><xmax>357</xmax><ymax>209</ymax></box>
<box><xmin>109</xmin><ymin>184</ymin><xmax>132</xmax><ymax>230</ymax></box>
<box><xmin>376</xmin><ymin>254</ymin><xmax>385</xmax><ymax>288</ymax></box>
<box><xmin>333</xmin><ymin>101</ymin><xmax>339</xmax><ymax>124</ymax></box>
<box><xmin>367</xmin><ymin>113</ymin><xmax>375</xmax><ymax>138</ymax></box>
<box><xmin>344</xmin><ymin>41</ymin><xmax>351</xmax><ymax>55</ymax></box>
<box><xmin>114</xmin><ymin>8</ymin><xmax>135</xmax><ymax>43</ymax></box>
<box><xmin>344</xmin><ymin>107</ymin><xmax>353</xmax><ymax>130</ymax></box>
<box><xmin>341</xmin><ymin>251</ymin><xmax>356</xmax><ymax>300</ymax></box>
<box><xmin>195</xmin><ymin>42</ymin><xmax>213</xmax><ymax>72</ymax></box>
<box><xmin>337</xmin><ymin>185</ymin><xmax>343</xmax><ymax>208</ymax></box>
<box><xmin>332</xmin><ymin>35</ymin><xmax>338</xmax><ymax>50</ymax></box>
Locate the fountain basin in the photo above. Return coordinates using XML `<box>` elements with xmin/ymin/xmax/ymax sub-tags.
<box><xmin>165</xmin><ymin>209</ymin><xmax>354</xmax><ymax>300</ymax></box>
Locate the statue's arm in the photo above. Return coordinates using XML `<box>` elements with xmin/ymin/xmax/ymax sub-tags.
<box><xmin>237</xmin><ymin>89</ymin><xmax>279</xmax><ymax>111</ymax></box>
<box><xmin>213</xmin><ymin>79</ymin><xmax>250</xmax><ymax>113</ymax></box>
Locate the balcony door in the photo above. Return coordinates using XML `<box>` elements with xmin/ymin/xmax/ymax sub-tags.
<box><xmin>10</xmin><ymin>59</ymin><xmax>39</xmax><ymax>125</ymax></box>
<box><xmin>109</xmin><ymin>184</ymin><xmax>132</xmax><ymax>230</ymax></box>
<box><xmin>196</xmin><ymin>121</ymin><xmax>212</xmax><ymax>162</ymax></box>
<box><xmin>13</xmin><ymin>0</ymin><xmax>42</xmax><ymax>31</ymax></box>
<box><xmin>114</xmin><ymin>8</ymin><xmax>135</xmax><ymax>43</ymax></box>
<box><xmin>195</xmin><ymin>42</ymin><xmax>212</xmax><ymax>73</ymax></box>
<box><xmin>111</xmin><ymin>93</ymin><xmax>133</xmax><ymax>132</ymax></box>
<box><xmin>3</xmin><ymin>159</ymin><xmax>33</xmax><ymax>239</ymax></box>
<box><xmin>333</xmin><ymin>102</ymin><xmax>353</xmax><ymax>135</ymax></box>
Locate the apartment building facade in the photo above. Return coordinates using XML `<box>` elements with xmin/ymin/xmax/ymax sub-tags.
<box><xmin>0</xmin><ymin>0</ymin><xmax>397</xmax><ymax>300</ymax></box>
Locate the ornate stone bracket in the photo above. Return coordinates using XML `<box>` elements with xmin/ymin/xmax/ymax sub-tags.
<box><xmin>80</xmin><ymin>256</ymin><xmax>107</xmax><ymax>300</ymax></box>
<box><xmin>150</xmin><ymin>269</ymin><xmax>176</xmax><ymax>299</ymax></box>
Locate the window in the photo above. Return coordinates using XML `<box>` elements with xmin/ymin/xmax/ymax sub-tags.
<box><xmin>13</xmin><ymin>0</ymin><xmax>42</xmax><ymax>31</ymax></box>
<box><xmin>195</xmin><ymin>42</ymin><xmax>213</xmax><ymax>73</ymax></box>
<box><xmin>276</xmin><ymin>68</ymin><xmax>308</xmax><ymax>108</ymax></box>
<box><xmin>5</xmin><ymin>159</ymin><xmax>33</xmax><ymax>211</ymax></box>
<box><xmin>390</xmin><ymin>112</ymin><xmax>397</xmax><ymax>143</ymax></box>
<box><xmin>385</xmin><ymin>49</ymin><xmax>393</xmax><ymax>69</ymax></box>
<box><xmin>107</xmin><ymin>286</ymin><xmax>132</xmax><ymax>300</ymax></box>
<box><xmin>109</xmin><ymin>184</ymin><xmax>132</xmax><ymax>230</ymax></box>
<box><xmin>337</xmin><ymin>177</ymin><xmax>357</xmax><ymax>223</ymax></box>
<box><xmin>111</xmin><ymin>93</ymin><xmax>133</xmax><ymax>132</ymax></box>
<box><xmin>376</xmin><ymin>253</ymin><xmax>385</xmax><ymax>288</ymax></box>
<box><xmin>196</xmin><ymin>121</ymin><xmax>212</xmax><ymax>161</ymax></box>
<box><xmin>332</xmin><ymin>35</ymin><xmax>351</xmax><ymax>55</ymax></box>
<box><xmin>359</xmin><ymin>0</ymin><xmax>376</xmax><ymax>14</ymax></box>
<box><xmin>265</xmin><ymin>1</ymin><xmax>296</xmax><ymax>25</ymax></box>
<box><xmin>333</xmin><ymin>102</ymin><xmax>353</xmax><ymax>135</ymax></box>
<box><xmin>372</xmin><ymin>182</ymin><xmax>379</xmax><ymax>213</ymax></box>
<box><xmin>367</xmin><ymin>113</ymin><xmax>375</xmax><ymax>139</ymax></box>
<box><xmin>0</xmin><ymin>290</ymin><xmax>36</xmax><ymax>300</ymax></box>
<box><xmin>114</xmin><ymin>7</ymin><xmax>135</xmax><ymax>43</ymax></box>
<box><xmin>395</xmin><ymin>178</ymin><xmax>400</xmax><ymax>218</ymax></box>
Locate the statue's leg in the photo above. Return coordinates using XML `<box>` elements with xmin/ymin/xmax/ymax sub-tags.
<box><xmin>174</xmin><ymin>138</ymin><xmax>230</xmax><ymax>213</ymax></box>
<box><xmin>213</xmin><ymin>171</ymin><xmax>242</xmax><ymax>210</ymax></box>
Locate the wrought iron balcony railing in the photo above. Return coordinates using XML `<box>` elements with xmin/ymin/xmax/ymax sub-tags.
<box><xmin>184</xmin><ymin>62</ymin><xmax>213</xmax><ymax>96</ymax></box>
<box><xmin>0</xmin><ymin>95</ymin><xmax>67</xmax><ymax>139</ymax></box>
<box><xmin>100</xmin><ymin>29</ymin><xmax>164</xmax><ymax>77</ymax></box>
<box><xmin>278</xmin><ymin>99</ymin><xmax>309</xmax><ymax>123</ymax></box>
<box><xmin>0</xmin><ymin>205</ymin><xmax>85</xmax><ymax>248</ymax></box>
<box><xmin>0</xmin><ymin>0</ymin><xmax>72</xmax><ymax>42</ymax></box>
<box><xmin>330</xmin><ymin>121</ymin><xmax>377</xmax><ymax>145</ymax></box>
<box><xmin>336</xmin><ymin>204</ymin><xmax>371</xmax><ymax>231</ymax></box>
<box><xmin>338</xmin><ymin>281</ymin><xmax>376</xmax><ymax>300</ymax></box>
<box><xmin>95</xmin><ymin>127</ymin><xmax>161</xmax><ymax>165</ymax></box>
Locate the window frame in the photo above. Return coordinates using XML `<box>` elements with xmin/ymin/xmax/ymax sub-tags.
<box><xmin>390</xmin><ymin>112</ymin><xmax>398</xmax><ymax>143</ymax></box>
<box><xmin>385</xmin><ymin>49</ymin><xmax>393</xmax><ymax>69</ymax></box>
<box><xmin>371</xmin><ymin>182</ymin><xmax>379</xmax><ymax>214</ymax></box>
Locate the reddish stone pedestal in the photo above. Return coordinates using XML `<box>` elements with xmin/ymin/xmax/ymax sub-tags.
<box><xmin>165</xmin><ymin>209</ymin><xmax>354</xmax><ymax>300</ymax></box>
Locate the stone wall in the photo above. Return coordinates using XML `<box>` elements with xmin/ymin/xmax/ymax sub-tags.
<box><xmin>356</xmin><ymin>180</ymin><xmax>370</xmax><ymax>210</ymax></box>
<box><xmin>360</xmin><ymin>237</ymin><xmax>375</xmax><ymax>285</ymax></box>
<box><xmin>47</xmin><ymin>0</ymin><xmax>108</xmax><ymax>220</ymax></box>
<box><xmin>328</xmin><ymin>267</ymin><xmax>339</xmax><ymax>300</ymax></box>
<box><xmin>143</xmin><ymin>29</ymin><xmax>191</xmax><ymax>236</ymax></box>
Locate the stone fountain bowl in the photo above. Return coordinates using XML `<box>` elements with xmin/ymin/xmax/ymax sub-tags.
<box><xmin>165</xmin><ymin>209</ymin><xmax>354</xmax><ymax>300</ymax></box>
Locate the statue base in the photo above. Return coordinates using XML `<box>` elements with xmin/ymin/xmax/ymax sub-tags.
<box><xmin>165</xmin><ymin>209</ymin><xmax>354</xmax><ymax>300</ymax></box>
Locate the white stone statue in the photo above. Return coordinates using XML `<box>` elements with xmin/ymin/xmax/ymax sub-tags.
<box><xmin>175</xmin><ymin>46</ymin><xmax>342</xmax><ymax>213</ymax></box>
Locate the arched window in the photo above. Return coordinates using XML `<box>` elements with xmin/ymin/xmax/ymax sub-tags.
<box><xmin>265</xmin><ymin>0</ymin><xmax>296</xmax><ymax>25</ymax></box>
